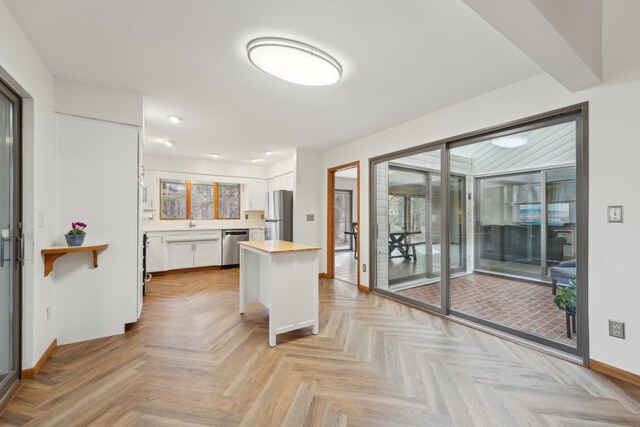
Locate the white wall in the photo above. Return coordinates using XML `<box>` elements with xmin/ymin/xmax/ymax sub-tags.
<box><xmin>0</xmin><ymin>0</ymin><xmax>57</xmax><ymax>370</ymax></box>
<box><xmin>267</xmin><ymin>156</ymin><xmax>294</xmax><ymax>179</ymax></box>
<box><xmin>55</xmin><ymin>115</ymin><xmax>139</xmax><ymax>344</ymax></box>
<box><xmin>293</xmin><ymin>148</ymin><xmax>323</xmax><ymax>248</ymax></box>
<box><xmin>144</xmin><ymin>154</ymin><xmax>268</xmax><ymax>179</ymax></box>
<box><xmin>54</xmin><ymin>77</ymin><xmax>144</xmax><ymax>127</ymax></box>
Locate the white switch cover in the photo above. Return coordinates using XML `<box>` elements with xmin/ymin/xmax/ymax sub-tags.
<box><xmin>38</xmin><ymin>212</ymin><xmax>45</xmax><ymax>228</ymax></box>
<box><xmin>607</xmin><ymin>206</ymin><xmax>623</xmax><ymax>223</ymax></box>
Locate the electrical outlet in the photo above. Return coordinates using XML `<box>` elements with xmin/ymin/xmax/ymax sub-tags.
<box><xmin>46</xmin><ymin>306</ymin><xmax>51</xmax><ymax>322</ymax></box>
<box><xmin>609</xmin><ymin>320</ymin><xmax>625</xmax><ymax>339</ymax></box>
<box><xmin>362</xmin><ymin>264</ymin><xmax>367</xmax><ymax>272</ymax></box>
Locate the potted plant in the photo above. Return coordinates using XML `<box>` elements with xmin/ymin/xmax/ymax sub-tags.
<box><xmin>554</xmin><ymin>278</ymin><xmax>577</xmax><ymax>338</ymax></box>
<box><xmin>553</xmin><ymin>278</ymin><xmax>576</xmax><ymax>315</ymax></box>
<box><xmin>65</xmin><ymin>221</ymin><xmax>87</xmax><ymax>247</ymax></box>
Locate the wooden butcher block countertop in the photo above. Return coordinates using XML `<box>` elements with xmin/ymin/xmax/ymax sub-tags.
<box><xmin>239</xmin><ymin>240</ymin><xmax>321</xmax><ymax>254</ymax></box>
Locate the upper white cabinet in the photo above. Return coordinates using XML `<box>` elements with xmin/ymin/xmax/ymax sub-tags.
<box><xmin>244</xmin><ymin>181</ymin><xmax>268</xmax><ymax>211</ymax></box>
<box><xmin>268</xmin><ymin>173</ymin><xmax>294</xmax><ymax>192</ymax></box>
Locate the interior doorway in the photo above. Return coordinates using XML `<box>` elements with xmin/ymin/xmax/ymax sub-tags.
<box><xmin>0</xmin><ymin>78</ymin><xmax>22</xmax><ymax>408</ymax></box>
<box><xmin>327</xmin><ymin>162</ymin><xmax>360</xmax><ymax>287</ymax></box>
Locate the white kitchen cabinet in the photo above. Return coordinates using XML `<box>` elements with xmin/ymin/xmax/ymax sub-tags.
<box><xmin>244</xmin><ymin>181</ymin><xmax>268</xmax><ymax>211</ymax></box>
<box><xmin>167</xmin><ymin>241</ymin><xmax>195</xmax><ymax>270</ymax></box>
<box><xmin>149</xmin><ymin>230</ymin><xmax>222</xmax><ymax>271</ymax></box>
<box><xmin>249</xmin><ymin>228</ymin><xmax>265</xmax><ymax>241</ymax></box>
<box><xmin>146</xmin><ymin>233</ymin><xmax>165</xmax><ymax>272</ymax></box>
<box><xmin>194</xmin><ymin>230</ymin><xmax>221</xmax><ymax>266</ymax></box>
<box><xmin>193</xmin><ymin>240</ymin><xmax>219</xmax><ymax>267</ymax></box>
<box><xmin>268</xmin><ymin>173</ymin><xmax>294</xmax><ymax>192</ymax></box>
<box><xmin>141</xmin><ymin>175</ymin><xmax>154</xmax><ymax>211</ymax></box>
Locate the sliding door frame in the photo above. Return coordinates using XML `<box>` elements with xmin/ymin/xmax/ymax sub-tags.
<box><xmin>369</xmin><ymin>103</ymin><xmax>589</xmax><ymax>363</ymax></box>
<box><xmin>0</xmin><ymin>77</ymin><xmax>23</xmax><ymax>408</ymax></box>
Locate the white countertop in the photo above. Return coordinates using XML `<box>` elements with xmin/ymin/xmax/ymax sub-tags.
<box><xmin>144</xmin><ymin>226</ymin><xmax>265</xmax><ymax>232</ymax></box>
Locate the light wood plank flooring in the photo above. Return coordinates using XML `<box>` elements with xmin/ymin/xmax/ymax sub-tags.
<box><xmin>1</xmin><ymin>269</ymin><xmax>639</xmax><ymax>426</ymax></box>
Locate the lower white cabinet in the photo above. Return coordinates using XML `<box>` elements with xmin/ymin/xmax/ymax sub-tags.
<box><xmin>249</xmin><ymin>228</ymin><xmax>265</xmax><ymax>241</ymax></box>
<box><xmin>167</xmin><ymin>241</ymin><xmax>196</xmax><ymax>270</ymax></box>
<box><xmin>146</xmin><ymin>229</ymin><xmax>223</xmax><ymax>272</ymax></box>
<box><xmin>146</xmin><ymin>233</ymin><xmax>165</xmax><ymax>272</ymax></box>
<box><xmin>194</xmin><ymin>240</ymin><xmax>221</xmax><ymax>267</ymax></box>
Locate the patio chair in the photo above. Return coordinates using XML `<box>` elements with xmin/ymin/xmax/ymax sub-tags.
<box><xmin>550</xmin><ymin>259</ymin><xmax>576</xmax><ymax>295</ymax></box>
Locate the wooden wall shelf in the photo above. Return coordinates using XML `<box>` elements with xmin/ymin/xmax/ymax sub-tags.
<box><xmin>41</xmin><ymin>244</ymin><xmax>109</xmax><ymax>276</ymax></box>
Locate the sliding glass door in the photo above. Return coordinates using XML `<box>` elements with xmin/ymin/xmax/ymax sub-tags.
<box><xmin>372</xmin><ymin>107</ymin><xmax>586</xmax><ymax>358</ymax></box>
<box><xmin>373</xmin><ymin>148</ymin><xmax>444</xmax><ymax>311</ymax></box>
<box><xmin>0</xmin><ymin>80</ymin><xmax>21</xmax><ymax>405</ymax></box>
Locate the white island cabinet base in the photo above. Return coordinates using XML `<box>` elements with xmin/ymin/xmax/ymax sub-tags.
<box><xmin>239</xmin><ymin>241</ymin><xmax>320</xmax><ymax>347</ymax></box>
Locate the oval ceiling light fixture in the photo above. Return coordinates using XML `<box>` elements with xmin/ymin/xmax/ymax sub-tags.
<box><xmin>247</xmin><ymin>38</ymin><xmax>342</xmax><ymax>86</ymax></box>
<box><xmin>249</xmin><ymin>158</ymin><xmax>261</xmax><ymax>163</ymax></box>
<box><xmin>491</xmin><ymin>136</ymin><xmax>528</xmax><ymax>148</ymax></box>
<box><xmin>209</xmin><ymin>153</ymin><xmax>221</xmax><ymax>159</ymax></box>
<box><xmin>167</xmin><ymin>115</ymin><xmax>182</xmax><ymax>124</ymax></box>
<box><xmin>163</xmin><ymin>140</ymin><xmax>175</xmax><ymax>147</ymax></box>
<box><xmin>264</xmin><ymin>150</ymin><xmax>273</xmax><ymax>156</ymax></box>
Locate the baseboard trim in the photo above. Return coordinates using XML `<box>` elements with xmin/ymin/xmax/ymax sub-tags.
<box><xmin>358</xmin><ymin>283</ymin><xmax>370</xmax><ymax>293</ymax></box>
<box><xmin>590</xmin><ymin>359</ymin><xmax>640</xmax><ymax>387</ymax></box>
<box><xmin>153</xmin><ymin>265</ymin><xmax>222</xmax><ymax>276</ymax></box>
<box><xmin>22</xmin><ymin>338</ymin><xmax>57</xmax><ymax>379</ymax></box>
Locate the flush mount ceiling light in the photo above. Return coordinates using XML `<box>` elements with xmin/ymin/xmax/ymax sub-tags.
<box><xmin>163</xmin><ymin>140</ymin><xmax>175</xmax><ymax>147</ymax></box>
<box><xmin>249</xmin><ymin>158</ymin><xmax>261</xmax><ymax>163</ymax></box>
<box><xmin>264</xmin><ymin>150</ymin><xmax>273</xmax><ymax>156</ymax></box>
<box><xmin>491</xmin><ymin>136</ymin><xmax>528</xmax><ymax>148</ymax></box>
<box><xmin>167</xmin><ymin>115</ymin><xmax>182</xmax><ymax>124</ymax></box>
<box><xmin>209</xmin><ymin>153</ymin><xmax>221</xmax><ymax>159</ymax></box>
<box><xmin>247</xmin><ymin>37</ymin><xmax>342</xmax><ymax>86</ymax></box>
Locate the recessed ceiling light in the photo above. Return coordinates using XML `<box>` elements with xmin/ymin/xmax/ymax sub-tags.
<box><xmin>491</xmin><ymin>137</ymin><xmax>528</xmax><ymax>148</ymax></box>
<box><xmin>163</xmin><ymin>140</ymin><xmax>175</xmax><ymax>147</ymax></box>
<box><xmin>209</xmin><ymin>153</ymin><xmax>220</xmax><ymax>159</ymax></box>
<box><xmin>247</xmin><ymin>37</ymin><xmax>342</xmax><ymax>86</ymax></box>
<box><xmin>167</xmin><ymin>115</ymin><xmax>182</xmax><ymax>124</ymax></box>
<box><xmin>264</xmin><ymin>150</ymin><xmax>273</xmax><ymax>156</ymax></box>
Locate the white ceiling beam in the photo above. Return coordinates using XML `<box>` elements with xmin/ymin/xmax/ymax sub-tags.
<box><xmin>461</xmin><ymin>0</ymin><xmax>602</xmax><ymax>92</ymax></box>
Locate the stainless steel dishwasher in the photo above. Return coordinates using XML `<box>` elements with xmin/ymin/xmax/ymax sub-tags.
<box><xmin>221</xmin><ymin>229</ymin><xmax>249</xmax><ymax>266</ymax></box>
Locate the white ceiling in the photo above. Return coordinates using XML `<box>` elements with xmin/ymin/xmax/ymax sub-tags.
<box><xmin>5</xmin><ymin>0</ymin><xmax>541</xmax><ymax>165</ymax></box>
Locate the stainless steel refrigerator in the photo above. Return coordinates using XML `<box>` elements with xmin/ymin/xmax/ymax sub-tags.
<box><xmin>264</xmin><ymin>190</ymin><xmax>293</xmax><ymax>241</ymax></box>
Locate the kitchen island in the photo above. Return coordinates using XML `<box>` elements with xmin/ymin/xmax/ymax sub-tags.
<box><xmin>239</xmin><ymin>240</ymin><xmax>320</xmax><ymax>347</ymax></box>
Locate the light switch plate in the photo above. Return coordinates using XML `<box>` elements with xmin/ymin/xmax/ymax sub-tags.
<box><xmin>306</xmin><ymin>214</ymin><xmax>314</xmax><ymax>222</ymax></box>
<box><xmin>607</xmin><ymin>205</ymin><xmax>623</xmax><ymax>223</ymax></box>
<box><xmin>609</xmin><ymin>320</ymin><xmax>625</xmax><ymax>339</ymax></box>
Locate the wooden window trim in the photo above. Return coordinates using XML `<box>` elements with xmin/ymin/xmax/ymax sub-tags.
<box><xmin>159</xmin><ymin>179</ymin><xmax>189</xmax><ymax>220</ymax></box>
<box><xmin>214</xmin><ymin>183</ymin><xmax>241</xmax><ymax>220</ymax></box>
<box><xmin>160</xmin><ymin>180</ymin><xmax>241</xmax><ymax>220</ymax></box>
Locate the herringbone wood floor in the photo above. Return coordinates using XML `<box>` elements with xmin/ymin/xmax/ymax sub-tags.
<box><xmin>1</xmin><ymin>268</ymin><xmax>639</xmax><ymax>426</ymax></box>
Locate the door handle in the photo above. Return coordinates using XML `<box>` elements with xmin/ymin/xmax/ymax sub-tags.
<box><xmin>1</xmin><ymin>236</ymin><xmax>10</xmax><ymax>267</ymax></box>
<box><xmin>18</xmin><ymin>235</ymin><xmax>24</xmax><ymax>266</ymax></box>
